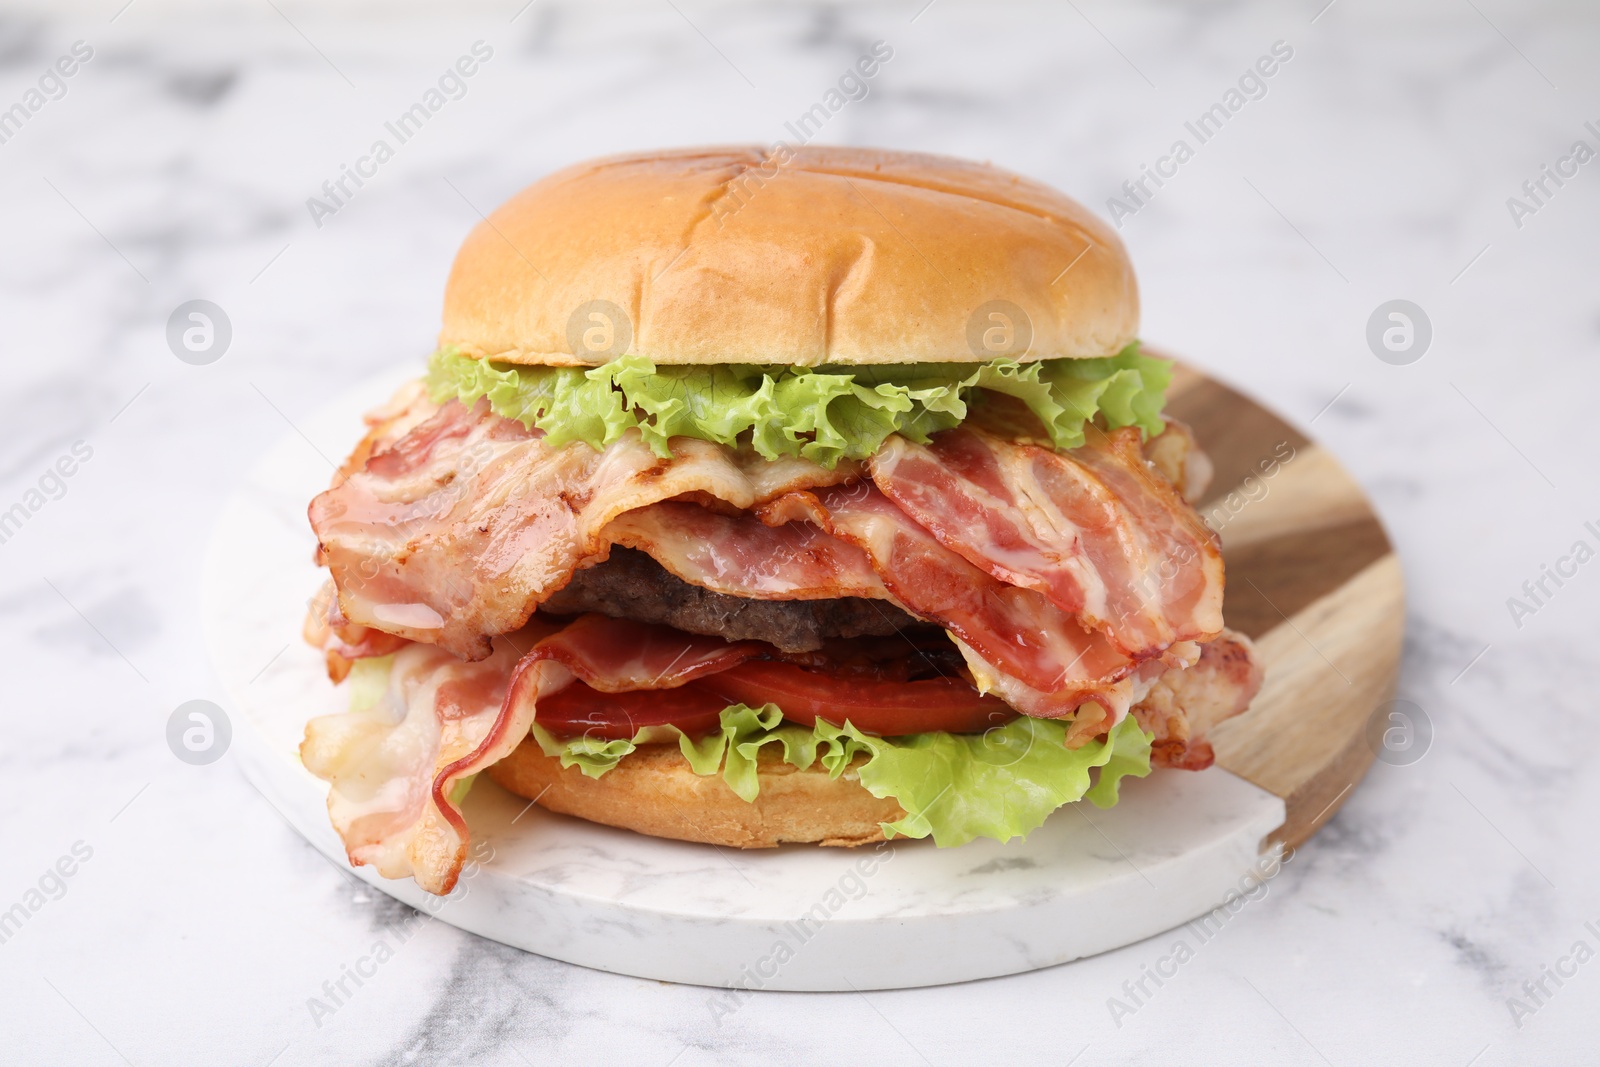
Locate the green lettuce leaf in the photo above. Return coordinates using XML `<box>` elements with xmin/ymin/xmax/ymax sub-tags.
<box><xmin>528</xmin><ymin>722</ymin><xmax>640</xmax><ymax>779</ymax></box>
<box><xmin>678</xmin><ymin>703</ymin><xmax>821</xmax><ymax>802</ymax></box>
<box><xmin>816</xmin><ymin>713</ymin><xmax>1153</xmax><ymax>846</ymax></box>
<box><xmin>346</xmin><ymin>654</ymin><xmax>395</xmax><ymax>713</ymax></box>
<box><xmin>530</xmin><ymin>705</ymin><xmax>1153</xmax><ymax>846</ymax></box>
<box><xmin>426</xmin><ymin>344</ymin><xmax>1169</xmax><ymax>468</ymax></box>
<box><xmin>1083</xmin><ymin>716</ymin><xmax>1154</xmax><ymax>809</ymax></box>
<box><xmin>447</xmin><ymin>773</ymin><xmax>477</xmax><ymax>806</ymax></box>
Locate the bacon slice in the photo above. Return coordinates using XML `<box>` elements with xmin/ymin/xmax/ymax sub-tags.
<box><xmin>332</xmin><ymin>380</ymin><xmax>439</xmax><ymax>484</ymax></box>
<box><xmin>868</xmin><ymin>426</ymin><xmax>1223</xmax><ymax>658</ymax></box>
<box><xmin>310</xmin><ymin>399</ymin><xmax>857</xmax><ymax>660</ymax></box>
<box><xmin>1143</xmin><ymin>418</ymin><xmax>1212</xmax><ymax>502</ymax></box>
<box><xmin>303</xmin><ymin>580</ymin><xmax>413</xmax><ymax>682</ymax></box>
<box><xmin>302</xmin><ymin>614</ymin><xmax>761</xmax><ymax>894</ymax></box>
<box><xmin>1132</xmin><ymin>630</ymin><xmax>1262</xmax><ymax>769</ymax></box>
<box><xmin>603</xmin><ymin>501</ymin><xmax>889</xmax><ymax>601</ymax></box>
<box><xmin>752</xmin><ymin>484</ymin><xmax>1138</xmax><ymax>716</ymax></box>
<box><xmin>527</xmin><ymin>613</ymin><xmax>763</xmax><ymax>691</ymax></box>
<box><xmin>1066</xmin><ymin>426</ymin><xmax>1224</xmax><ymax>643</ymax></box>
<box><xmin>300</xmin><ymin>632</ymin><xmax>535</xmax><ymax>895</ymax></box>
<box><xmin>948</xmin><ymin>637</ymin><xmax>1198</xmax><ymax>737</ymax></box>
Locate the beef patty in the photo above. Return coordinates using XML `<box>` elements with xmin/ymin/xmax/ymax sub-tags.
<box><xmin>540</xmin><ymin>547</ymin><xmax>926</xmax><ymax>652</ymax></box>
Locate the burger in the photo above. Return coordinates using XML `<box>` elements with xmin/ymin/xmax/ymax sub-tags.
<box><xmin>300</xmin><ymin>145</ymin><xmax>1263</xmax><ymax>896</ymax></box>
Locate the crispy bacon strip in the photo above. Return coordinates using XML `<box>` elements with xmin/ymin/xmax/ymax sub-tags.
<box><xmin>753</xmin><ymin>484</ymin><xmax>1138</xmax><ymax>715</ymax></box>
<box><xmin>1133</xmin><ymin>630</ymin><xmax>1262</xmax><ymax>769</ymax></box>
<box><xmin>310</xmin><ymin>400</ymin><xmax>858</xmax><ymax>660</ymax></box>
<box><xmin>526</xmin><ymin>613</ymin><xmax>764</xmax><ymax>692</ymax></box>
<box><xmin>947</xmin><ymin>637</ymin><xmax>1199</xmax><ymax>736</ymax></box>
<box><xmin>302</xmin><ymin>614</ymin><xmax>761</xmax><ymax>894</ymax></box>
<box><xmin>1067</xmin><ymin>426</ymin><xmax>1225</xmax><ymax>642</ymax></box>
<box><xmin>300</xmin><ymin>631</ymin><xmax>537</xmax><ymax>895</ymax></box>
<box><xmin>332</xmin><ymin>380</ymin><xmax>438</xmax><ymax>484</ymax></box>
<box><xmin>868</xmin><ymin>426</ymin><xmax>1223</xmax><ymax>658</ymax></box>
<box><xmin>303</xmin><ymin>580</ymin><xmax>412</xmax><ymax>682</ymax></box>
<box><xmin>603</xmin><ymin>501</ymin><xmax>890</xmax><ymax>601</ymax></box>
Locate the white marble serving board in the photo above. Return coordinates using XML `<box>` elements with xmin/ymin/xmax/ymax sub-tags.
<box><xmin>203</xmin><ymin>368</ymin><xmax>1286</xmax><ymax>991</ymax></box>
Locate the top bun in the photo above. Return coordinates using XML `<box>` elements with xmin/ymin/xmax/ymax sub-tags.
<box><xmin>438</xmin><ymin>145</ymin><xmax>1137</xmax><ymax>368</ymax></box>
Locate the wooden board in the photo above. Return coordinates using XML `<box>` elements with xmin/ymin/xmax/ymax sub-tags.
<box><xmin>1163</xmin><ymin>360</ymin><xmax>1404</xmax><ymax>850</ymax></box>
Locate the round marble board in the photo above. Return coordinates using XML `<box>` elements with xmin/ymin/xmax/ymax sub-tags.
<box><xmin>203</xmin><ymin>356</ymin><xmax>1403</xmax><ymax>991</ymax></box>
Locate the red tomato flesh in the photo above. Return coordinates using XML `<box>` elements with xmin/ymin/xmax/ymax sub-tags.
<box><xmin>536</xmin><ymin>662</ymin><xmax>1016</xmax><ymax>741</ymax></box>
<box><xmin>705</xmin><ymin>661</ymin><xmax>1015</xmax><ymax>735</ymax></box>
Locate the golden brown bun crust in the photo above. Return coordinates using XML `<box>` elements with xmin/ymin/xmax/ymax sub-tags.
<box><xmin>440</xmin><ymin>145</ymin><xmax>1137</xmax><ymax>367</ymax></box>
<box><xmin>486</xmin><ymin>739</ymin><xmax>905</xmax><ymax>848</ymax></box>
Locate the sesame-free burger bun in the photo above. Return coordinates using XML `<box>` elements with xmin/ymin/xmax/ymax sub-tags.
<box><xmin>439</xmin><ymin>145</ymin><xmax>1137</xmax><ymax>368</ymax></box>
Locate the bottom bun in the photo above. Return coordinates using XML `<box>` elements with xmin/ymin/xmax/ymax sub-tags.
<box><xmin>486</xmin><ymin>739</ymin><xmax>906</xmax><ymax>848</ymax></box>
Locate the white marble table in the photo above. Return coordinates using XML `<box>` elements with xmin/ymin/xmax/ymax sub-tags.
<box><xmin>1</xmin><ymin>1</ymin><xmax>1595</xmax><ymax>1063</ymax></box>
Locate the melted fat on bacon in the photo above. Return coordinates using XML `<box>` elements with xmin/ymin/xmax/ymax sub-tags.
<box><xmin>868</xmin><ymin>426</ymin><xmax>1223</xmax><ymax>659</ymax></box>
<box><xmin>301</xmin><ymin>614</ymin><xmax>762</xmax><ymax>894</ymax></box>
<box><xmin>303</xmin><ymin>580</ymin><xmax>411</xmax><ymax>683</ymax></box>
<box><xmin>310</xmin><ymin>399</ymin><xmax>859</xmax><ymax>660</ymax></box>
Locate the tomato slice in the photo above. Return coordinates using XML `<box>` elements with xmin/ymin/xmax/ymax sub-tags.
<box><xmin>705</xmin><ymin>660</ymin><xmax>1014</xmax><ymax>736</ymax></box>
<box><xmin>536</xmin><ymin>680</ymin><xmax>729</xmax><ymax>740</ymax></box>
<box><xmin>537</xmin><ymin>661</ymin><xmax>1017</xmax><ymax>742</ymax></box>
